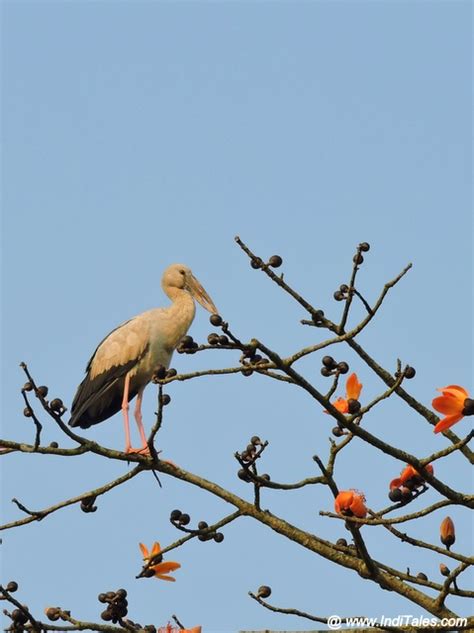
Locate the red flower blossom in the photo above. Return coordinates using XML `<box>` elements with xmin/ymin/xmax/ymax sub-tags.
<box><xmin>389</xmin><ymin>463</ymin><xmax>434</xmax><ymax>491</ymax></box>
<box><xmin>334</xmin><ymin>490</ymin><xmax>367</xmax><ymax>518</ymax></box>
<box><xmin>432</xmin><ymin>385</ymin><xmax>473</xmax><ymax>433</ymax></box>
<box><xmin>332</xmin><ymin>373</ymin><xmax>363</xmax><ymax>414</ymax></box>
<box><xmin>139</xmin><ymin>542</ymin><xmax>181</xmax><ymax>582</ymax></box>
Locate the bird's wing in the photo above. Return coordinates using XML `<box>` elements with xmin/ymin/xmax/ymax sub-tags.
<box><xmin>70</xmin><ymin>313</ymin><xmax>153</xmax><ymax>427</ymax></box>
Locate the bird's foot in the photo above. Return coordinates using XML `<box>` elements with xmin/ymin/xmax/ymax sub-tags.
<box><xmin>125</xmin><ymin>445</ymin><xmax>151</xmax><ymax>456</ymax></box>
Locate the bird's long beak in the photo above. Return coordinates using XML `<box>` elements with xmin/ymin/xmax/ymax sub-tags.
<box><xmin>187</xmin><ymin>275</ymin><xmax>219</xmax><ymax>314</ymax></box>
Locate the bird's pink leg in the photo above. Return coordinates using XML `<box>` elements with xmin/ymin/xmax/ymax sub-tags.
<box><xmin>134</xmin><ymin>388</ymin><xmax>149</xmax><ymax>451</ymax></box>
<box><xmin>122</xmin><ymin>374</ymin><xmax>132</xmax><ymax>453</ymax></box>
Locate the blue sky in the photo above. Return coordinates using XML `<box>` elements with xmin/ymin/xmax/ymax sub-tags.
<box><xmin>1</xmin><ymin>1</ymin><xmax>472</xmax><ymax>631</ymax></box>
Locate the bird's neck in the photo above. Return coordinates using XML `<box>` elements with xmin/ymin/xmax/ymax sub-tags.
<box><xmin>163</xmin><ymin>289</ymin><xmax>196</xmax><ymax>348</ymax></box>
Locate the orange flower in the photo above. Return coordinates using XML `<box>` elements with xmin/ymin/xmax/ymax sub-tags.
<box><xmin>389</xmin><ymin>463</ymin><xmax>434</xmax><ymax>491</ymax></box>
<box><xmin>139</xmin><ymin>542</ymin><xmax>181</xmax><ymax>582</ymax></box>
<box><xmin>440</xmin><ymin>516</ymin><xmax>455</xmax><ymax>549</ymax></box>
<box><xmin>332</xmin><ymin>373</ymin><xmax>363</xmax><ymax>414</ymax></box>
<box><xmin>334</xmin><ymin>490</ymin><xmax>367</xmax><ymax>518</ymax></box>
<box><xmin>432</xmin><ymin>385</ymin><xmax>473</xmax><ymax>433</ymax></box>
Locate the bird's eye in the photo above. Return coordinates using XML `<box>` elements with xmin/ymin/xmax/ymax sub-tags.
<box><xmin>179</xmin><ymin>269</ymin><xmax>186</xmax><ymax>275</ymax></box>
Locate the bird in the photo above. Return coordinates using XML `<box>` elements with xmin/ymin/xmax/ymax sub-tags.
<box><xmin>69</xmin><ymin>264</ymin><xmax>218</xmax><ymax>454</ymax></box>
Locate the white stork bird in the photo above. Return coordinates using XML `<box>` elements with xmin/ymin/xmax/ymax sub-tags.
<box><xmin>69</xmin><ymin>264</ymin><xmax>218</xmax><ymax>453</ymax></box>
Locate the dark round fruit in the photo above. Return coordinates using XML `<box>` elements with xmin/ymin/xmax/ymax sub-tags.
<box><xmin>154</xmin><ymin>365</ymin><xmax>167</xmax><ymax>380</ymax></box>
<box><xmin>257</xmin><ymin>585</ymin><xmax>272</xmax><ymax>599</ymax></box>
<box><xmin>98</xmin><ymin>593</ymin><xmax>107</xmax><ymax>603</ymax></box>
<box><xmin>179</xmin><ymin>513</ymin><xmax>190</xmax><ymax>525</ymax></box>
<box><xmin>242</xmin><ymin>367</ymin><xmax>253</xmax><ymax>377</ymax></box>
<box><xmin>332</xmin><ymin>426</ymin><xmax>344</xmax><ymax>437</ymax></box>
<box><xmin>388</xmin><ymin>488</ymin><xmax>402</xmax><ymax>502</ymax></box>
<box><xmin>50</xmin><ymin>398</ymin><xmax>64</xmax><ymax>412</ymax></box>
<box><xmin>45</xmin><ymin>608</ymin><xmax>60</xmax><ymax>621</ymax></box>
<box><xmin>340</xmin><ymin>284</ymin><xmax>349</xmax><ymax>293</ymax></box>
<box><xmin>210</xmin><ymin>314</ymin><xmax>222</xmax><ymax>326</ymax></box>
<box><xmin>145</xmin><ymin>626</ymin><xmax>157</xmax><ymax>633</ymax></box>
<box><xmin>260</xmin><ymin>473</ymin><xmax>270</xmax><ymax>482</ymax></box>
<box><xmin>250</xmin><ymin>257</ymin><xmax>263</xmax><ymax>269</ymax></box>
<box><xmin>116</xmin><ymin>589</ymin><xmax>127</xmax><ymax>599</ymax></box>
<box><xmin>238</xmin><ymin>468</ymin><xmax>251</xmax><ymax>482</ymax></box>
<box><xmin>313</xmin><ymin>309</ymin><xmax>325</xmax><ymax>321</ymax></box>
<box><xmin>337</xmin><ymin>362</ymin><xmax>349</xmax><ymax>374</ymax></box>
<box><xmin>198</xmin><ymin>534</ymin><xmax>207</xmax><ymax>541</ymax></box>
<box><xmin>214</xmin><ymin>532</ymin><xmax>224</xmax><ymax>543</ymax></box>
<box><xmin>336</xmin><ymin>538</ymin><xmax>348</xmax><ymax>547</ymax></box>
<box><xmin>198</xmin><ymin>521</ymin><xmax>208</xmax><ymax>530</ymax></box>
<box><xmin>12</xmin><ymin>609</ymin><xmax>27</xmax><ymax>624</ymax></box>
<box><xmin>439</xmin><ymin>563</ymin><xmax>450</xmax><ymax>577</ymax></box>
<box><xmin>143</xmin><ymin>568</ymin><xmax>155</xmax><ymax>578</ymax></box>
<box><xmin>6</xmin><ymin>581</ymin><xmax>18</xmax><ymax>593</ymax></box>
<box><xmin>180</xmin><ymin>335</ymin><xmax>194</xmax><ymax>349</ymax></box>
<box><xmin>416</xmin><ymin>572</ymin><xmax>428</xmax><ymax>581</ymax></box>
<box><xmin>359</xmin><ymin>242</ymin><xmax>370</xmax><ymax>252</ymax></box>
<box><xmin>170</xmin><ymin>509</ymin><xmax>182</xmax><ymax>521</ymax></box>
<box><xmin>101</xmin><ymin>610</ymin><xmax>113</xmax><ymax>621</ymax></box>
<box><xmin>23</xmin><ymin>406</ymin><xmax>32</xmax><ymax>417</ymax></box>
<box><xmin>166</xmin><ymin>368</ymin><xmax>177</xmax><ymax>378</ymax></box>
<box><xmin>160</xmin><ymin>394</ymin><xmax>171</xmax><ymax>406</ymax></box>
<box><xmin>246</xmin><ymin>443</ymin><xmax>256</xmax><ymax>454</ymax></box>
<box><xmin>207</xmin><ymin>333</ymin><xmax>219</xmax><ymax>345</ymax></box>
<box><xmin>22</xmin><ymin>381</ymin><xmax>33</xmax><ymax>392</ymax></box>
<box><xmin>218</xmin><ymin>335</ymin><xmax>229</xmax><ymax>345</ymax></box>
<box><xmin>333</xmin><ymin>290</ymin><xmax>344</xmax><ymax>301</ymax></box>
<box><xmin>353</xmin><ymin>253</ymin><xmax>364</xmax><ymax>265</ymax></box>
<box><xmin>250</xmin><ymin>435</ymin><xmax>261</xmax><ymax>445</ymax></box>
<box><xmin>49</xmin><ymin>441</ymin><xmax>59</xmax><ymax>449</ymax></box>
<box><xmin>322</xmin><ymin>355</ymin><xmax>335</xmax><ymax>368</ymax></box>
<box><xmin>462</xmin><ymin>398</ymin><xmax>474</xmax><ymax>416</ymax></box>
<box><xmin>404</xmin><ymin>366</ymin><xmax>416</xmax><ymax>379</ymax></box>
<box><xmin>321</xmin><ymin>367</ymin><xmax>333</xmax><ymax>377</ymax></box>
<box><xmin>268</xmin><ymin>255</ymin><xmax>283</xmax><ymax>268</ymax></box>
<box><xmin>240</xmin><ymin>451</ymin><xmax>251</xmax><ymax>461</ymax></box>
<box><xmin>37</xmin><ymin>385</ymin><xmax>48</xmax><ymax>398</ymax></box>
<box><xmin>347</xmin><ymin>399</ymin><xmax>361</xmax><ymax>414</ymax></box>
<box><xmin>400</xmin><ymin>488</ymin><xmax>413</xmax><ymax>503</ymax></box>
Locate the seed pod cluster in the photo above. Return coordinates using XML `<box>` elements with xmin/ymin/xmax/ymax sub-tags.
<box><xmin>333</xmin><ymin>284</ymin><xmax>350</xmax><ymax>302</ymax></box>
<box><xmin>170</xmin><ymin>510</ymin><xmax>224</xmax><ymax>543</ymax></box>
<box><xmin>44</xmin><ymin>607</ymin><xmax>71</xmax><ymax>622</ymax></box>
<box><xmin>98</xmin><ymin>589</ymin><xmax>128</xmax><ymax>623</ymax></box>
<box><xmin>177</xmin><ymin>335</ymin><xmax>199</xmax><ymax>354</ymax></box>
<box><xmin>320</xmin><ymin>356</ymin><xmax>349</xmax><ymax>377</ymax></box>
<box><xmin>207</xmin><ymin>332</ymin><xmax>230</xmax><ymax>346</ymax></box>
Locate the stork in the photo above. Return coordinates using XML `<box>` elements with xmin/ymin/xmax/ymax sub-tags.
<box><xmin>69</xmin><ymin>264</ymin><xmax>218</xmax><ymax>454</ymax></box>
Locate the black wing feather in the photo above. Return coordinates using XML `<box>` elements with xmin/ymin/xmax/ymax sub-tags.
<box><xmin>69</xmin><ymin>341</ymin><xmax>150</xmax><ymax>429</ymax></box>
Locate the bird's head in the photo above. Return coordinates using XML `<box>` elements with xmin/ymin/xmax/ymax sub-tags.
<box><xmin>162</xmin><ymin>264</ymin><xmax>218</xmax><ymax>314</ymax></box>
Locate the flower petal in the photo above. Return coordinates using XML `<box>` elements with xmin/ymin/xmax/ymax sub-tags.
<box><xmin>153</xmin><ymin>561</ymin><xmax>181</xmax><ymax>574</ymax></box>
<box><xmin>139</xmin><ymin>543</ymin><xmax>149</xmax><ymax>559</ymax></box>
<box><xmin>335</xmin><ymin>490</ymin><xmax>353</xmax><ymax>513</ymax></box>
<box><xmin>346</xmin><ymin>373</ymin><xmax>362</xmax><ymax>400</ymax></box>
<box><xmin>333</xmin><ymin>397</ymin><xmax>349</xmax><ymax>413</ymax></box>
<box><xmin>438</xmin><ymin>385</ymin><xmax>469</xmax><ymax>397</ymax></box>
<box><xmin>155</xmin><ymin>574</ymin><xmax>176</xmax><ymax>582</ymax></box>
<box><xmin>151</xmin><ymin>542</ymin><xmax>161</xmax><ymax>557</ymax></box>
<box><xmin>434</xmin><ymin>414</ymin><xmax>464</xmax><ymax>434</ymax></box>
<box><xmin>432</xmin><ymin>395</ymin><xmax>464</xmax><ymax>415</ymax></box>
<box><xmin>350</xmin><ymin>495</ymin><xmax>367</xmax><ymax>518</ymax></box>
<box><xmin>389</xmin><ymin>477</ymin><xmax>402</xmax><ymax>490</ymax></box>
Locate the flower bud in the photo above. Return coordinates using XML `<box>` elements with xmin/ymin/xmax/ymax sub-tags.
<box><xmin>440</xmin><ymin>516</ymin><xmax>455</xmax><ymax>549</ymax></box>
